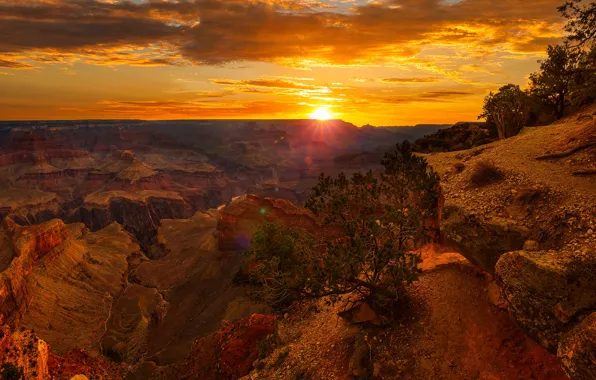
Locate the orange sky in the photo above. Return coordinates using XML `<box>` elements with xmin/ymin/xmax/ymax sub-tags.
<box><xmin>0</xmin><ymin>0</ymin><xmax>565</xmax><ymax>126</ymax></box>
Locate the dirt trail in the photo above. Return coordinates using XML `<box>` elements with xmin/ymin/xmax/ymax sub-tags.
<box><xmin>373</xmin><ymin>264</ymin><xmax>566</xmax><ymax>380</ymax></box>
<box><xmin>246</xmin><ymin>261</ymin><xmax>565</xmax><ymax>379</ymax></box>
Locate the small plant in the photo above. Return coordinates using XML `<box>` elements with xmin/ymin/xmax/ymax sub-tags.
<box><xmin>453</xmin><ymin>162</ymin><xmax>465</xmax><ymax>173</ymax></box>
<box><xmin>1</xmin><ymin>363</ymin><xmax>23</xmax><ymax>380</ymax></box>
<box><xmin>469</xmin><ymin>161</ymin><xmax>504</xmax><ymax>187</ymax></box>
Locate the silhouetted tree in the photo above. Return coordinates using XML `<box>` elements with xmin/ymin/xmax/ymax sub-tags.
<box><xmin>529</xmin><ymin>44</ymin><xmax>577</xmax><ymax>119</ymax></box>
<box><xmin>479</xmin><ymin>84</ymin><xmax>531</xmax><ymax>139</ymax></box>
<box><xmin>245</xmin><ymin>142</ymin><xmax>441</xmax><ymax>311</ymax></box>
<box><xmin>572</xmin><ymin>44</ymin><xmax>596</xmax><ymax>106</ymax></box>
<box><xmin>559</xmin><ymin>0</ymin><xmax>596</xmax><ymax>48</ymax></box>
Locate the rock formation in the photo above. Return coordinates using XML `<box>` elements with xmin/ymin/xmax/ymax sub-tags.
<box><xmin>217</xmin><ymin>194</ymin><xmax>317</xmax><ymax>251</ymax></box>
<box><xmin>148</xmin><ymin>314</ymin><xmax>277</xmax><ymax>380</ymax></box>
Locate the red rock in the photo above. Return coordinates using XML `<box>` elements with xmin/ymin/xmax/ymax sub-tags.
<box><xmin>217</xmin><ymin>194</ymin><xmax>317</xmax><ymax>251</ymax></box>
<box><xmin>0</xmin><ymin>218</ymin><xmax>70</xmax><ymax>324</ymax></box>
<box><xmin>155</xmin><ymin>314</ymin><xmax>277</xmax><ymax>380</ymax></box>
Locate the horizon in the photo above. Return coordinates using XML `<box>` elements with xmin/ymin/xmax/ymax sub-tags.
<box><xmin>0</xmin><ymin>117</ymin><xmax>458</xmax><ymax>128</ymax></box>
<box><xmin>0</xmin><ymin>0</ymin><xmax>565</xmax><ymax>125</ymax></box>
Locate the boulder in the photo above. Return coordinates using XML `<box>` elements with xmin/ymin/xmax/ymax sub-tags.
<box><xmin>523</xmin><ymin>240</ymin><xmax>540</xmax><ymax>251</ymax></box>
<box><xmin>496</xmin><ymin>249</ymin><xmax>596</xmax><ymax>352</ymax></box>
<box><xmin>558</xmin><ymin>313</ymin><xmax>596</xmax><ymax>380</ymax></box>
<box><xmin>442</xmin><ymin>206</ymin><xmax>529</xmax><ymax>274</ymax></box>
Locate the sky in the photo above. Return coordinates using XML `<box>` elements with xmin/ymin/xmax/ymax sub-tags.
<box><xmin>0</xmin><ymin>0</ymin><xmax>567</xmax><ymax>126</ymax></box>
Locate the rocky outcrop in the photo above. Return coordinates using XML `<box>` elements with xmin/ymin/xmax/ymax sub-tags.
<box><xmin>441</xmin><ymin>206</ymin><xmax>529</xmax><ymax>274</ymax></box>
<box><xmin>496</xmin><ymin>249</ymin><xmax>596</xmax><ymax>352</ymax></box>
<box><xmin>0</xmin><ymin>218</ymin><xmax>70</xmax><ymax>324</ymax></box>
<box><xmin>48</xmin><ymin>348</ymin><xmax>124</xmax><ymax>380</ymax></box>
<box><xmin>414</xmin><ymin>121</ymin><xmax>498</xmax><ymax>153</ymax></box>
<box><xmin>558</xmin><ymin>313</ymin><xmax>596</xmax><ymax>380</ymax></box>
<box><xmin>0</xmin><ymin>325</ymin><xmax>51</xmax><ymax>380</ymax></box>
<box><xmin>78</xmin><ymin>192</ymin><xmax>194</xmax><ymax>249</ymax></box>
<box><xmin>102</xmin><ymin>284</ymin><xmax>168</xmax><ymax>363</ymax></box>
<box><xmin>150</xmin><ymin>314</ymin><xmax>277</xmax><ymax>380</ymax></box>
<box><xmin>496</xmin><ymin>248</ymin><xmax>596</xmax><ymax>379</ymax></box>
<box><xmin>217</xmin><ymin>194</ymin><xmax>317</xmax><ymax>251</ymax></box>
<box><xmin>134</xmin><ymin>211</ymin><xmax>265</xmax><ymax>365</ymax></box>
<box><xmin>0</xmin><ymin>190</ymin><xmax>63</xmax><ymax>226</ymax></box>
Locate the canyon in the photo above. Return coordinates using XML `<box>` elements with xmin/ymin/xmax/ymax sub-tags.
<box><xmin>0</xmin><ymin>114</ymin><xmax>594</xmax><ymax>379</ymax></box>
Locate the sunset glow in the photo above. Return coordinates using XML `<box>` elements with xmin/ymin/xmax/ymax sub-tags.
<box><xmin>310</xmin><ymin>108</ymin><xmax>333</xmax><ymax>121</ymax></box>
<box><xmin>0</xmin><ymin>0</ymin><xmax>566</xmax><ymax>125</ymax></box>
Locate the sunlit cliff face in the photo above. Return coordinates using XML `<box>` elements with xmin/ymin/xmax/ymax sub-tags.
<box><xmin>0</xmin><ymin>0</ymin><xmax>564</xmax><ymax>125</ymax></box>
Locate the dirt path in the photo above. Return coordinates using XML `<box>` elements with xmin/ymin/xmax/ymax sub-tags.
<box><xmin>373</xmin><ymin>264</ymin><xmax>566</xmax><ymax>380</ymax></box>
<box><xmin>245</xmin><ymin>261</ymin><xmax>566</xmax><ymax>380</ymax></box>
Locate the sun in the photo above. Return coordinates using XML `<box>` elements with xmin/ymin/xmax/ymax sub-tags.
<box><xmin>310</xmin><ymin>107</ymin><xmax>333</xmax><ymax>121</ymax></box>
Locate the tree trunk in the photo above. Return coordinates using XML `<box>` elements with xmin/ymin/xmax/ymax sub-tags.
<box><xmin>557</xmin><ymin>92</ymin><xmax>565</xmax><ymax>119</ymax></box>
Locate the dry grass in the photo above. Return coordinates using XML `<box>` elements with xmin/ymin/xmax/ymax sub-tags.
<box><xmin>469</xmin><ymin>160</ymin><xmax>504</xmax><ymax>187</ymax></box>
<box><xmin>453</xmin><ymin>162</ymin><xmax>466</xmax><ymax>173</ymax></box>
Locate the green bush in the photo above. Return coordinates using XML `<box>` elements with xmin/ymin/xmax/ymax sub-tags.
<box><xmin>245</xmin><ymin>142</ymin><xmax>441</xmax><ymax>311</ymax></box>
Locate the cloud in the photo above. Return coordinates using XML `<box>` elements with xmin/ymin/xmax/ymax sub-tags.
<box><xmin>210</xmin><ymin>78</ymin><xmax>320</xmax><ymax>90</ymax></box>
<box><xmin>381</xmin><ymin>77</ymin><xmax>442</xmax><ymax>83</ymax></box>
<box><xmin>0</xmin><ymin>0</ymin><xmax>565</xmax><ymax>68</ymax></box>
<box><xmin>0</xmin><ymin>59</ymin><xmax>36</xmax><ymax>69</ymax></box>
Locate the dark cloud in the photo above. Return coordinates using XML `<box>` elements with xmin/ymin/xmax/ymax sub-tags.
<box><xmin>0</xmin><ymin>0</ymin><xmax>564</xmax><ymax>67</ymax></box>
<box><xmin>0</xmin><ymin>59</ymin><xmax>36</xmax><ymax>69</ymax></box>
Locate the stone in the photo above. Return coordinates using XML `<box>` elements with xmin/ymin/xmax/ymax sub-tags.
<box><xmin>523</xmin><ymin>240</ymin><xmax>540</xmax><ymax>251</ymax></box>
<box><xmin>487</xmin><ymin>280</ymin><xmax>507</xmax><ymax>310</ymax></box>
<box><xmin>442</xmin><ymin>206</ymin><xmax>530</xmax><ymax>274</ymax></box>
<box><xmin>558</xmin><ymin>313</ymin><xmax>596</xmax><ymax>380</ymax></box>
<box><xmin>496</xmin><ymin>250</ymin><xmax>596</xmax><ymax>352</ymax></box>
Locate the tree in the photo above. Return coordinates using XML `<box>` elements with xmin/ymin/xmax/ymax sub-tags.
<box><xmin>245</xmin><ymin>142</ymin><xmax>441</xmax><ymax>311</ymax></box>
<box><xmin>529</xmin><ymin>44</ymin><xmax>577</xmax><ymax>119</ymax></box>
<box><xmin>479</xmin><ymin>84</ymin><xmax>530</xmax><ymax>139</ymax></box>
<box><xmin>559</xmin><ymin>0</ymin><xmax>596</xmax><ymax>49</ymax></box>
<box><xmin>572</xmin><ymin>44</ymin><xmax>596</xmax><ymax>106</ymax></box>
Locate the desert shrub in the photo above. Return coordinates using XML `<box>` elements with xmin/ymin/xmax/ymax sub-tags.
<box><xmin>453</xmin><ymin>162</ymin><xmax>466</xmax><ymax>173</ymax></box>
<box><xmin>1</xmin><ymin>363</ymin><xmax>22</xmax><ymax>380</ymax></box>
<box><xmin>469</xmin><ymin>161</ymin><xmax>504</xmax><ymax>187</ymax></box>
<box><xmin>245</xmin><ymin>142</ymin><xmax>441</xmax><ymax>310</ymax></box>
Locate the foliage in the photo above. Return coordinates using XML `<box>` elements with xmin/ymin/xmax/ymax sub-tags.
<box><xmin>571</xmin><ymin>44</ymin><xmax>596</xmax><ymax>106</ymax></box>
<box><xmin>469</xmin><ymin>161</ymin><xmax>504</xmax><ymax>187</ymax></box>
<box><xmin>479</xmin><ymin>84</ymin><xmax>531</xmax><ymax>139</ymax></box>
<box><xmin>529</xmin><ymin>44</ymin><xmax>577</xmax><ymax>119</ymax></box>
<box><xmin>559</xmin><ymin>0</ymin><xmax>596</xmax><ymax>49</ymax></box>
<box><xmin>0</xmin><ymin>363</ymin><xmax>22</xmax><ymax>380</ymax></box>
<box><xmin>245</xmin><ymin>142</ymin><xmax>441</xmax><ymax>310</ymax></box>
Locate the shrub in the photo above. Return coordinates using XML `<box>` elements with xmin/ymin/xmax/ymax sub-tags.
<box><xmin>453</xmin><ymin>162</ymin><xmax>466</xmax><ymax>173</ymax></box>
<box><xmin>469</xmin><ymin>161</ymin><xmax>504</xmax><ymax>187</ymax></box>
<box><xmin>1</xmin><ymin>363</ymin><xmax>22</xmax><ymax>380</ymax></box>
<box><xmin>245</xmin><ymin>142</ymin><xmax>441</xmax><ymax>310</ymax></box>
